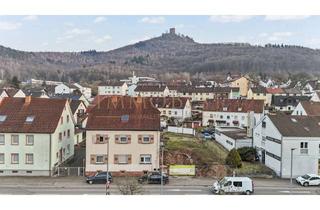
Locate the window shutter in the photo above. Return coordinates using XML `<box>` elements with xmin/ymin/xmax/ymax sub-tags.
<box><xmin>114</xmin><ymin>155</ymin><xmax>119</xmax><ymax>164</ymax></box>
<box><xmin>90</xmin><ymin>155</ymin><xmax>96</xmax><ymax>164</ymax></box>
<box><xmin>103</xmin><ymin>155</ymin><xmax>108</xmax><ymax>164</ymax></box>
<box><xmin>127</xmin><ymin>154</ymin><xmax>132</xmax><ymax>164</ymax></box>
<box><xmin>95</xmin><ymin>135</ymin><xmax>100</xmax><ymax>144</ymax></box>
<box><xmin>127</xmin><ymin>135</ymin><xmax>131</xmax><ymax>144</ymax></box>
<box><xmin>138</xmin><ymin>135</ymin><xmax>142</xmax><ymax>144</ymax></box>
<box><xmin>150</xmin><ymin>135</ymin><xmax>154</xmax><ymax>144</ymax></box>
<box><xmin>115</xmin><ymin>135</ymin><xmax>119</xmax><ymax>144</ymax></box>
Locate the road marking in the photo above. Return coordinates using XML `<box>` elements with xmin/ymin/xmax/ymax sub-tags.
<box><xmin>166</xmin><ymin>189</ymin><xmax>202</xmax><ymax>192</ymax></box>
<box><xmin>279</xmin><ymin>190</ymin><xmax>311</xmax><ymax>194</ymax></box>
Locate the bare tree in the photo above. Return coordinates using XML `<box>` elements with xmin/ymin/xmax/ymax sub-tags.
<box><xmin>116</xmin><ymin>176</ymin><xmax>143</xmax><ymax>195</ymax></box>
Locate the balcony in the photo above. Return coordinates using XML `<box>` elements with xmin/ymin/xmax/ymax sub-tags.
<box><xmin>300</xmin><ymin>148</ymin><xmax>308</xmax><ymax>155</ymax></box>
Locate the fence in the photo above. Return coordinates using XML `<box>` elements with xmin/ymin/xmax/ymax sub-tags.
<box><xmin>54</xmin><ymin>167</ymin><xmax>85</xmax><ymax>176</ymax></box>
<box><xmin>167</xmin><ymin>126</ymin><xmax>195</xmax><ymax>135</ymax></box>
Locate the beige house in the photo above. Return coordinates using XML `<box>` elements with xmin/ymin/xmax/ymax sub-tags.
<box><xmin>85</xmin><ymin>96</ymin><xmax>161</xmax><ymax>176</ymax></box>
<box><xmin>247</xmin><ymin>86</ymin><xmax>271</xmax><ymax>106</ymax></box>
<box><xmin>98</xmin><ymin>81</ymin><xmax>128</xmax><ymax>96</ymax></box>
<box><xmin>0</xmin><ymin>97</ymin><xmax>75</xmax><ymax>176</ymax></box>
<box><xmin>222</xmin><ymin>76</ymin><xmax>251</xmax><ymax>97</ymax></box>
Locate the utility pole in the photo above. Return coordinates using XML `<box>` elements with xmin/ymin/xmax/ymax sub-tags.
<box><xmin>106</xmin><ymin>138</ymin><xmax>110</xmax><ymax>195</ymax></box>
<box><xmin>290</xmin><ymin>148</ymin><xmax>296</xmax><ymax>185</ymax></box>
<box><xmin>160</xmin><ymin>141</ymin><xmax>164</xmax><ymax>195</ymax></box>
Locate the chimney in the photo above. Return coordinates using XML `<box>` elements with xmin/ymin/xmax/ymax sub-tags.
<box><xmin>25</xmin><ymin>96</ymin><xmax>32</xmax><ymax>105</ymax></box>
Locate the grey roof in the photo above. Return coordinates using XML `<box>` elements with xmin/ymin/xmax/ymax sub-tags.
<box><xmin>268</xmin><ymin>115</ymin><xmax>320</xmax><ymax>137</ymax></box>
<box><xmin>272</xmin><ymin>95</ymin><xmax>310</xmax><ymax>107</ymax></box>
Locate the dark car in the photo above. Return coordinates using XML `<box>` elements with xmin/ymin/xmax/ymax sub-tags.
<box><xmin>138</xmin><ymin>172</ymin><xmax>169</xmax><ymax>184</ymax></box>
<box><xmin>86</xmin><ymin>172</ymin><xmax>112</xmax><ymax>184</ymax></box>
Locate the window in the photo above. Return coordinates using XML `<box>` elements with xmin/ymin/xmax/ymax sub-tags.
<box><xmin>233</xmin><ymin>181</ymin><xmax>242</xmax><ymax>187</ymax></box>
<box><xmin>223</xmin><ymin>107</ymin><xmax>227</xmax><ymax>111</ymax></box>
<box><xmin>143</xmin><ymin>136</ymin><xmax>150</xmax><ymax>143</ymax></box>
<box><xmin>220</xmin><ymin>115</ymin><xmax>223</xmax><ymax>119</ymax></box>
<box><xmin>60</xmin><ymin>116</ymin><xmax>63</xmax><ymax>124</ymax></box>
<box><xmin>59</xmin><ymin>133</ymin><xmax>62</xmax><ymax>141</ymax></box>
<box><xmin>227</xmin><ymin>115</ymin><xmax>230</xmax><ymax>119</ymax></box>
<box><xmin>67</xmin><ymin>144</ymin><xmax>70</xmax><ymax>155</ymax></box>
<box><xmin>0</xmin><ymin>115</ymin><xmax>7</xmax><ymax>122</ymax></box>
<box><xmin>210</xmin><ymin>114</ymin><xmax>213</xmax><ymax>118</ymax></box>
<box><xmin>0</xmin><ymin>153</ymin><xmax>4</xmax><ymax>164</ymax></box>
<box><xmin>11</xmin><ymin>153</ymin><xmax>19</xmax><ymax>164</ymax></box>
<box><xmin>67</xmin><ymin>115</ymin><xmax>69</xmax><ymax>123</ymax></box>
<box><xmin>117</xmin><ymin>155</ymin><xmax>129</xmax><ymax>164</ymax></box>
<box><xmin>25</xmin><ymin>116</ymin><xmax>35</xmax><ymax>123</ymax></box>
<box><xmin>168</xmin><ymin>111</ymin><xmax>172</xmax><ymax>115</ymax></box>
<box><xmin>262</xmin><ymin>121</ymin><xmax>266</xmax><ymax>128</ymax></box>
<box><xmin>96</xmin><ymin>155</ymin><xmax>104</xmax><ymax>164</ymax></box>
<box><xmin>140</xmin><ymin>155</ymin><xmax>152</xmax><ymax>164</ymax></box>
<box><xmin>300</xmin><ymin>142</ymin><xmax>308</xmax><ymax>154</ymax></box>
<box><xmin>63</xmin><ymin>131</ymin><xmax>66</xmax><ymax>137</ymax></box>
<box><xmin>26</xmin><ymin>135</ymin><xmax>34</xmax><ymax>145</ymax></box>
<box><xmin>174</xmin><ymin>111</ymin><xmax>178</xmax><ymax>115</ymax></box>
<box><xmin>67</xmin><ymin>130</ymin><xmax>70</xmax><ymax>138</ymax></box>
<box><xmin>11</xmin><ymin>135</ymin><xmax>19</xmax><ymax>145</ymax></box>
<box><xmin>121</xmin><ymin>115</ymin><xmax>129</xmax><ymax>122</ymax></box>
<box><xmin>0</xmin><ymin>134</ymin><xmax>4</xmax><ymax>145</ymax></box>
<box><xmin>163</xmin><ymin>110</ymin><xmax>166</xmax><ymax>114</ymax></box>
<box><xmin>120</xmin><ymin>136</ymin><xmax>128</xmax><ymax>144</ymax></box>
<box><xmin>25</xmin><ymin>154</ymin><xmax>34</xmax><ymax>164</ymax></box>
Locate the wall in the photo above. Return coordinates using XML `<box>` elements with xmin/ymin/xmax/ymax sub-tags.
<box><xmin>167</xmin><ymin>126</ymin><xmax>195</xmax><ymax>135</ymax></box>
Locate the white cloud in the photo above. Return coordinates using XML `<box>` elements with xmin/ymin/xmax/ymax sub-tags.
<box><xmin>259</xmin><ymin>31</ymin><xmax>293</xmax><ymax>42</ymax></box>
<box><xmin>0</xmin><ymin>21</ymin><xmax>21</xmax><ymax>30</ymax></box>
<box><xmin>129</xmin><ymin>36</ymin><xmax>150</xmax><ymax>44</ymax></box>
<box><xmin>94</xmin><ymin>35</ymin><xmax>112</xmax><ymax>44</ymax></box>
<box><xmin>66</xmin><ymin>28</ymin><xmax>92</xmax><ymax>35</ymax></box>
<box><xmin>209</xmin><ymin>15</ymin><xmax>254</xmax><ymax>23</ymax></box>
<box><xmin>264</xmin><ymin>15</ymin><xmax>310</xmax><ymax>21</ymax></box>
<box><xmin>140</xmin><ymin>16</ymin><xmax>165</xmax><ymax>24</ymax></box>
<box><xmin>23</xmin><ymin>15</ymin><xmax>38</xmax><ymax>21</ymax></box>
<box><xmin>94</xmin><ymin>16</ymin><xmax>107</xmax><ymax>23</ymax></box>
<box><xmin>56</xmin><ymin>28</ymin><xmax>93</xmax><ymax>43</ymax></box>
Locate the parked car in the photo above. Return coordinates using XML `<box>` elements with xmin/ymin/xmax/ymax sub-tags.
<box><xmin>296</xmin><ymin>174</ymin><xmax>320</xmax><ymax>187</ymax></box>
<box><xmin>86</xmin><ymin>172</ymin><xmax>112</xmax><ymax>184</ymax></box>
<box><xmin>138</xmin><ymin>172</ymin><xmax>169</xmax><ymax>184</ymax></box>
<box><xmin>210</xmin><ymin>177</ymin><xmax>254</xmax><ymax>195</ymax></box>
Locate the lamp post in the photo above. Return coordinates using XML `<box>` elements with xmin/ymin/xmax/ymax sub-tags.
<box><xmin>160</xmin><ymin>141</ymin><xmax>164</xmax><ymax>195</ymax></box>
<box><xmin>290</xmin><ymin>148</ymin><xmax>296</xmax><ymax>185</ymax></box>
<box><xmin>106</xmin><ymin>138</ymin><xmax>110</xmax><ymax>195</ymax></box>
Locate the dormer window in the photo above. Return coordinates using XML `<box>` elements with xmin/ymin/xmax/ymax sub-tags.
<box><xmin>25</xmin><ymin>116</ymin><xmax>35</xmax><ymax>123</ymax></box>
<box><xmin>223</xmin><ymin>107</ymin><xmax>227</xmax><ymax>111</ymax></box>
<box><xmin>238</xmin><ymin>107</ymin><xmax>242</xmax><ymax>111</ymax></box>
<box><xmin>0</xmin><ymin>115</ymin><xmax>7</xmax><ymax>122</ymax></box>
<box><xmin>121</xmin><ymin>115</ymin><xmax>129</xmax><ymax>122</ymax></box>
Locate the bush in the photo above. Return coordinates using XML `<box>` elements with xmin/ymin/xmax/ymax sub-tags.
<box><xmin>225</xmin><ymin>149</ymin><xmax>242</xmax><ymax>168</ymax></box>
<box><xmin>237</xmin><ymin>147</ymin><xmax>257</xmax><ymax>162</ymax></box>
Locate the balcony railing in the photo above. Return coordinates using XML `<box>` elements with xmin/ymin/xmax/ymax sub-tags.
<box><xmin>300</xmin><ymin>148</ymin><xmax>308</xmax><ymax>155</ymax></box>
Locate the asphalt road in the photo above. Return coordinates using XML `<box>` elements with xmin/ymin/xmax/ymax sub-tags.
<box><xmin>0</xmin><ymin>176</ymin><xmax>319</xmax><ymax>195</ymax></box>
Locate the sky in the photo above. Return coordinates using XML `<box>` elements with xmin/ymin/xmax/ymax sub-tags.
<box><xmin>0</xmin><ymin>15</ymin><xmax>320</xmax><ymax>52</ymax></box>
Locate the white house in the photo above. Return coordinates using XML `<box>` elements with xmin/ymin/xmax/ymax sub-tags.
<box><xmin>98</xmin><ymin>81</ymin><xmax>128</xmax><ymax>96</ymax></box>
<box><xmin>134</xmin><ymin>85</ymin><xmax>169</xmax><ymax>97</ymax></box>
<box><xmin>85</xmin><ymin>96</ymin><xmax>161</xmax><ymax>176</ymax></box>
<box><xmin>215</xmin><ymin>127</ymin><xmax>252</xmax><ymax>151</ymax></box>
<box><xmin>0</xmin><ymin>97</ymin><xmax>75</xmax><ymax>176</ymax></box>
<box><xmin>55</xmin><ymin>84</ymin><xmax>77</xmax><ymax>95</ymax></box>
<box><xmin>253</xmin><ymin>115</ymin><xmax>320</xmax><ymax>178</ymax></box>
<box><xmin>292</xmin><ymin>101</ymin><xmax>320</xmax><ymax>116</ymax></box>
<box><xmin>272</xmin><ymin>95</ymin><xmax>310</xmax><ymax>112</ymax></box>
<box><xmin>311</xmin><ymin>91</ymin><xmax>320</xmax><ymax>102</ymax></box>
<box><xmin>202</xmin><ymin>99</ymin><xmax>264</xmax><ymax>129</ymax></box>
<box><xmin>73</xmin><ymin>83</ymin><xmax>92</xmax><ymax>99</ymax></box>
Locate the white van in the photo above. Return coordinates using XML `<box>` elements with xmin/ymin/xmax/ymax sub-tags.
<box><xmin>211</xmin><ymin>177</ymin><xmax>254</xmax><ymax>195</ymax></box>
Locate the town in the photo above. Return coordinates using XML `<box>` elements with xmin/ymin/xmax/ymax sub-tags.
<box><xmin>0</xmin><ymin>70</ymin><xmax>319</xmax><ymax>195</ymax></box>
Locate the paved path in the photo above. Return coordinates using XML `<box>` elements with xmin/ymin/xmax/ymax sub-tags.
<box><xmin>0</xmin><ymin>176</ymin><xmax>318</xmax><ymax>195</ymax></box>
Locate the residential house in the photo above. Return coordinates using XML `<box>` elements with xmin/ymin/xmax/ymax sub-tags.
<box><xmin>253</xmin><ymin>115</ymin><xmax>320</xmax><ymax>178</ymax></box>
<box><xmin>292</xmin><ymin>101</ymin><xmax>320</xmax><ymax>116</ymax></box>
<box><xmin>52</xmin><ymin>93</ymin><xmax>90</xmax><ymax>107</ymax></box>
<box><xmin>0</xmin><ymin>97</ymin><xmax>75</xmax><ymax>176</ymax></box>
<box><xmin>272</xmin><ymin>95</ymin><xmax>310</xmax><ymax>112</ymax></box>
<box><xmin>247</xmin><ymin>86</ymin><xmax>271</xmax><ymax>106</ymax></box>
<box><xmin>85</xmin><ymin>96</ymin><xmax>161</xmax><ymax>176</ymax></box>
<box><xmin>302</xmin><ymin>80</ymin><xmax>320</xmax><ymax>96</ymax></box>
<box><xmin>73</xmin><ymin>83</ymin><xmax>92</xmax><ymax>99</ymax></box>
<box><xmin>311</xmin><ymin>91</ymin><xmax>320</xmax><ymax>102</ymax></box>
<box><xmin>134</xmin><ymin>85</ymin><xmax>169</xmax><ymax>97</ymax></box>
<box><xmin>54</xmin><ymin>83</ymin><xmax>77</xmax><ymax>95</ymax></box>
<box><xmin>98</xmin><ymin>81</ymin><xmax>128</xmax><ymax>96</ymax></box>
<box><xmin>177</xmin><ymin>87</ymin><xmax>238</xmax><ymax>101</ymax></box>
<box><xmin>70</xmin><ymin>100</ymin><xmax>87</xmax><ymax>145</ymax></box>
<box><xmin>221</xmin><ymin>76</ymin><xmax>252</xmax><ymax>97</ymax></box>
<box><xmin>202</xmin><ymin>99</ymin><xmax>264</xmax><ymax>129</ymax></box>
<box><xmin>2</xmin><ymin>88</ymin><xmax>26</xmax><ymax>98</ymax></box>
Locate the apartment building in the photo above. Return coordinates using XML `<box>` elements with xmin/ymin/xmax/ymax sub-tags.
<box><xmin>292</xmin><ymin>101</ymin><xmax>320</xmax><ymax>116</ymax></box>
<box><xmin>98</xmin><ymin>81</ymin><xmax>128</xmax><ymax>96</ymax></box>
<box><xmin>134</xmin><ymin>85</ymin><xmax>169</xmax><ymax>97</ymax></box>
<box><xmin>247</xmin><ymin>86</ymin><xmax>272</xmax><ymax>106</ymax></box>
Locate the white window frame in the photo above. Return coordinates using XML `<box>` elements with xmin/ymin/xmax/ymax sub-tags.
<box><xmin>140</xmin><ymin>154</ymin><xmax>152</xmax><ymax>164</ymax></box>
<box><xmin>118</xmin><ymin>155</ymin><xmax>129</xmax><ymax>164</ymax></box>
<box><xmin>0</xmin><ymin>153</ymin><xmax>4</xmax><ymax>164</ymax></box>
<box><xmin>26</xmin><ymin>135</ymin><xmax>34</xmax><ymax>146</ymax></box>
<box><xmin>25</xmin><ymin>153</ymin><xmax>34</xmax><ymax>164</ymax></box>
<box><xmin>11</xmin><ymin>153</ymin><xmax>19</xmax><ymax>164</ymax></box>
<box><xmin>95</xmin><ymin>155</ymin><xmax>104</xmax><ymax>164</ymax></box>
<box><xmin>11</xmin><ymin>135</ymin><xmax>19</xmax><ymax>145</ymax></box>
<box><xmin>0</xmin><ymin>134</ymin><xmax>4</xmax><ymax>145</ymax></box>
<box><xmin>300</xmin><ymin>142</ymin><xmax>308</xmax><ymax>155</ymax></box>
<box><xmin>142</xmin><ymin>136</ymin><xmax>151</xmax><ymax>143</ymax></box>
<box><xmin>120</xmin><ymin>136</ymin><xmax>128</xmax><ymax>144</ymax></box>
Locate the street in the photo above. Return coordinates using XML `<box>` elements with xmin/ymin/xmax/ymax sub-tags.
<box><xmin>0</xmin><ymin>176</ymin><xmax>319</xmax><ymax>195</ymax></box>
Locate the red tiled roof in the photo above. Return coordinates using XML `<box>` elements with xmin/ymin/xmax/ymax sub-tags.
<box><xmin>86</xmin><ymin>96</ymin><xmax>160</xmax><ymax>131</ymax></box>
<box><xmin>148</xmin><ymin>97</ymin><xmax>190</xmax><ymax>109</ymax></box>
<box><xmin>299</xmin><ymin>101</ymin><xmax>320</xmax><ymax>116</ymax></box>
<box><xmin>0</xmin><ymin>97</ymin><xmax>67</xmax><ymax>133</ymax></box>
<box><xmin>203</xmin><ymin>99</ymin><xmax>264</xmax><ymax>113</ymax></box>
<box><xmin>266</xmin><ymin>88</ymin><xmax>284</xmax><ymax>94</ymax></box>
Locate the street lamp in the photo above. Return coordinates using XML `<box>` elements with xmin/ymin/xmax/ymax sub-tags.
<box><xmin>160</xmin><ymin>141</ymin><xmax>164</xmax><ymax>195</ymax></box>
<box><xmin>106</xmin><ymin>137</ymin><xmax>110</xmax><ymax>195</ymax></box>
<box><xmin>290</xmin><ymin>148</ymin><xmax>297</xmax><ymax>185</ymax></box>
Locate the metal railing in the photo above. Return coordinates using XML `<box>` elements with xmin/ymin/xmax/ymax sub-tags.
<box><xmin>54</xmin><ymin>167</ymin><xmax>85</xmax><ymax>176</ymax></box>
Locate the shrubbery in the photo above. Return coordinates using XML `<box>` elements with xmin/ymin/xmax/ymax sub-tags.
<box><xmin>225</xmin><ymin>149</ymin><xmax>242</xmax><ymax>168</ymax></box>
<box><xmin>237</xmin><ymin>147</ymin><xmax>257</xmax><ymax>162</ymax></box>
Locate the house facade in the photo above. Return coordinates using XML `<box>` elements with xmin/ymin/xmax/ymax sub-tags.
<box><xmin>73</xmin><ymin>83</ymin><xmax>92</xmax><ymax>99</ymax></box>
<box><xmin>98</xmin><ymin>81</ymin><xmax>128</xmax><ymax>96</ymax></box>
<box><xmin>0</xmin><ymin>97</ymin><xmax>75</xmax><ymax>176</ymax></box>
<box><xmin>85</xmin><ymin>96</ymin><xmax>161</xmax><ymax>176</ymax></box>
<box><xmin>291</xmin><ymin>101</ymin><xmax>320</xmax><ymax>116</ymax></box>
<box><xmin>214</xmin><ymin>127</ymin><xmax>252</xmax><ymax>151</ymax></box>
<box><xmin>253</xmin><ymin>115</ymin><xmax>320</xmax><ymax>178</ymax></box>
<box><xmin>272</xmin><ymin>95</ymin><xmax>310</xmax><ymax>112</ymax></box>
<box><xmin>202</xmin><ymin>99</ymin><xmax>264</xmax><ymax>129</ymax></box>
<box><xmin>134</xmin><ymin>85</ymin><xmax>169</xmax><ymax>97</ymax></box>
<box><xmin>247</xmin><ymin>86</ymin><xmax>271</xmax><ymax>106</ymax></box>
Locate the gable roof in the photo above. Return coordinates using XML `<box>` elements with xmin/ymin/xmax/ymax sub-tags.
<box><xmin>250</xmin><ymin>86</ymin><xmax>267</xmax><ymax>94</ymax></box>
<box><xmin>99</xmin><ymin>81</ymin><xmax>126</xmax><ymax>86</ymax></box>
<box><xmin>299</xmin><ymin>101</ymin><xmax>320</xmax><ymax>116</ymax></box>
<box><xmin>268</xmin><ymin>115</ymin><xmax>320</xmax><ymax>137</ymax></box>
<box><xmin>266</xmin><ymin>88</ymin><xmax>284</xmax><ymax>94</ymax></box>
<box><xmin>86</xmin><ymin>96</ymin><xmax>160</xmax><ymax>131</ymax></box>
<box><xmin>148</xmin><ymin>97</ymin><xmax>190</xmax><ymax>109</ymax></box>
<box><xmin>0</xmin><ymin>97</ymin><xmax>67</xmax><ymax>133</ymax></box>
<box><xmin>4</xmin><ymin>88</ymin><xmax>19</xmax><ymax>97</ymax></box>
<box><xmin>203</xmin><ymin>99</ymin><xmax>264</xmax><ymax>113</ymax></box>
<box><xmin>283</xmin><ymin>88</ymin><xmax>301</xmax><ymax>95</ymax></box>
<box><xmin>272</xmin><ymin>95</ymin><xmax>310</xmax><ymax>107</ymax></box>
<box><xmin>70</xmin><ymin>100</ymin><xmax>86</xmax><ymax>114</ymax></box>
